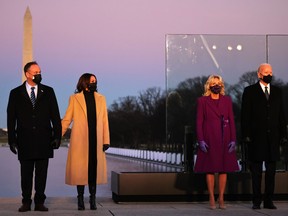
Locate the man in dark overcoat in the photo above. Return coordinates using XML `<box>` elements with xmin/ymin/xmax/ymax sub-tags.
<box><xmin>7</xmin><ymin>61</ymin><xmax>62</xmax><ymax>212</ymax></box>
<box><xmin>241</xmin><ymin>63</ymin><xmax>287</xmax><ymax>210</ymax></box>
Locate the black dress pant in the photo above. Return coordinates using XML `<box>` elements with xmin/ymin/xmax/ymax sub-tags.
<box><xmin>20</xmin><ymin>159</ymin><xmax>49</xmax><ymax>204</ymax></box>
<box><xmin>250</xmin><ymin>161</ymin><xmax>276</xmax><ymax>205</ymax></box>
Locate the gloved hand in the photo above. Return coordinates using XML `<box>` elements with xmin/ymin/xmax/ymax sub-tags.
<box><xmin>228</xmin><ymin>141</ymin><xmax>236</xmax><ymax>153</ymax></box>
<box><xmin>243</xmin><ymin>137</ymin><xmax>251</xmax><ymax>144</ymax></box>
<box><xmin>199</xmin><ymin>141</ymin><xmax>208</xmax><ymax>153</ymax></box>
<box><xmin>103</xmin><ymin>144</ymin><xmax>109</xmax><ymax>152</ymax></box>
<box><xmin>280</xmin><ymin>138</ymin><xmax>288</xmax><ymax>146</ymax></box>
<box><xmin>9</xmin><ymin>143</ymin><xmax>18</xmax><ymax>154</ymax></box>
<box><xmin>242</xmin><ymin>137</ymin><xmax>252</xmax><ymax>151</ymax></box>
<box><xmin>51</xmin><ymin>139</ymin><xmax>61</xmax><ymax>149</ymax></box>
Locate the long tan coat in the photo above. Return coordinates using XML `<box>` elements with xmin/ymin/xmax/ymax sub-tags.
<box><xmin>61</xmin><ymin>92</ymin><xmax>110</xmax><ymax>185</ymax></box>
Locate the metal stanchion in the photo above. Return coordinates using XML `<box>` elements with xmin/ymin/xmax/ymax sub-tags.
<box><xmin>184</xmin><ymin>125</ymin><xmax>194</xmax><ymax>173</ymax></box>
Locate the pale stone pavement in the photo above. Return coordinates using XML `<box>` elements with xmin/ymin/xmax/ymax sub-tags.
<box><xmin>0</xmin><ymin>148</ymin><xmax>287</xmax><ymax>215</ymax></box>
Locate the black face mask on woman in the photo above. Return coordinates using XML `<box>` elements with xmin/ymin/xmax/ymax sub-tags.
<box><xmin>210</xmin><ymin>85</ymin><xmax>221</xmax><ymax>94</ymax></box>
<box><xmin>87</xmin><ymin>82</ymin><xmax>97</xmax><ymax>92</ymax></box>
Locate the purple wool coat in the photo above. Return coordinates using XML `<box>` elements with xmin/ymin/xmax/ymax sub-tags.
<box><xmin>194</xmin><ymin>95</ymin><xmax>239</xmax><ymax>173</ymax></box>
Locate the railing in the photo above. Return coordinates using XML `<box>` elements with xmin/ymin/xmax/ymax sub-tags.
<box><xmin>106</xmin><ymin>147</ymin><xmax>184</xmax><ymax>166</ymax></box>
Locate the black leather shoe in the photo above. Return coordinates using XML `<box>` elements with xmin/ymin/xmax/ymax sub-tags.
<box><xmin>252</xmin><ymin>204</ymin><xmax>261</xmax><ymax>210</ymax></box>
<box><xmin>18</xmin><ymin>204</ymin><xmax>31</xmax><ymax>212</ymax></box>
<box><xmin>264</xmin><ymin>203</ymin><xmax>277</xmax><ymax>209</ymax></box>
<box><xmin>34</xmin><ymin>204</ymin><xmax>49</xmax><ymax>211</ymax></box>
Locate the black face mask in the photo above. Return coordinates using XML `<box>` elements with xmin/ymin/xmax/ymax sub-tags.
<box><xmin>32</xmin><ymin>74</ymin><xmax>42</xmax><ymax>84</ymax></box>
<box><xmin>210</xmin><ymin>85</ymin><xmax>221</xmax><ymax>94</ymax></box>
<box><xmin>87</xmin><ymin>82</ymin><xmax>97</xmax><ymax>92</ymax></box>
<box><xmin>262</xmin><ymin>75</ymin><xmax>272</xmax><ymax>84</ymax></box>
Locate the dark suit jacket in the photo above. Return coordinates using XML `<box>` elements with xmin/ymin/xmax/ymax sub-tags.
<box><xmin>241</xmin><ymin>82</ymin><xmax>287</xmax><ymax>161</ymax></box>
<box><xmin>7</xmin><ymin>82</ymin><xmax>62</xmax><ymax>160</ymax></box>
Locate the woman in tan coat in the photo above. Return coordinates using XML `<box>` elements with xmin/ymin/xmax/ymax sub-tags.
<box><xmin>61</xmin><ymin>73</ymin><xmax>110</xmax><ymax>210</ymax></box>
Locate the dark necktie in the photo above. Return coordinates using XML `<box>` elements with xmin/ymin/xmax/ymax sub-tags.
<box><xmin>265</xmin><ymin>86</ymin><xmax>269</xmax><ymax>100</ymax></box>
<box><xmin>31</xmin><ymin>87</ymin><xmax>36</xmax><ymax>108</ymax></box>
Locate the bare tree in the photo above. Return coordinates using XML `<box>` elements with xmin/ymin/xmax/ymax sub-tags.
<box><xmin>138</xmin><ymin>87</ymin><xmax>163</xmax><ymax>116</ymax></box>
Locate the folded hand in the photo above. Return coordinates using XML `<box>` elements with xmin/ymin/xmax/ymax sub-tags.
<box><xmin>199</xmin><ymin>141</ymin><xmax>208</xmax><ymax>153</ymax></box>
<box><xmin>280</xmin><ymin>138</ymin><xmax>288</xmax><ymax>146</ymax></box>
<box><xmin>228</xmin><ymin>141</ymin><xmax>236</xmax><ymax>153</ymax></box>
<box><xmin>51</xmin><ymin>139</ymin><xmax>60</xmax><ymax>149</ymax></box>
<box><xmin>103</xmin><ymin>144</ymin><xmax>109</xmax><ymax>152</ymax></box>
<box><xmin>9</xmin><ymin>143</ymin><xmax>18</xmax><ymax>154</ymax></box>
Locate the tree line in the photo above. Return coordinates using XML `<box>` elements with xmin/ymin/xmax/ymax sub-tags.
<box><xmin>108</xmin><ymin>71</ymin><xmax>288</xmax><ymax>162</ymax></box>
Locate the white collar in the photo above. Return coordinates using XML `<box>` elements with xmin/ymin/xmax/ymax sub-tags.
<box><xmin>25</xmin><ymin>82</ymin><xmax>38</xmax><ymax>95</ymax></box>
<box><xmin>259</xmin><ymin>82</ymin><xmax>270</xmax><ymax>92</ymax></box>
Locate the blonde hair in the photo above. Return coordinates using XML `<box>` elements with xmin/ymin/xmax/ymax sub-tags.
<box><xmin>203</xmin><ymin>75</ymin><xmax>225</xmax><ymax>96</ymax></box>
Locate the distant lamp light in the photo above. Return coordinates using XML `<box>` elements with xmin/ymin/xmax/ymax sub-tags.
<box><xmin>227</xmin><ymin>46</ymin><xmax>233</xmax><ymax>51</ymax></box>
<box><xmin>237</xmin><ymin>45</ymin><xmax>242</xmax><ymax>51</ymax></box>
<box><xmin>212</xmin><ymin>45</ymin><xmax>217</xmax><ymax>50</ymax></box>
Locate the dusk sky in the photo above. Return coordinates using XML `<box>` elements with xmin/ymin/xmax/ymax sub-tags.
<box><xmin>1</xmin><ymin>0</ymin><xmax>288</xmax><ymax>128</ymax></box>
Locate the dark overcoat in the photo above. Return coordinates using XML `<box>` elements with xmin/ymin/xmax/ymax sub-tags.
<box><xmin>241</xmin><ymin>82</ymin><xmax>287</xmax><ymax>161</ymax></box>
<box><xmin>194</xmin><ymin>95</ymin><xmax>239</xmax><ymax>173</ymax></box>
<box><xmin>7</xmin><ymin>82</ymin><xmax>62</xmax><ymax>160</ymax></box>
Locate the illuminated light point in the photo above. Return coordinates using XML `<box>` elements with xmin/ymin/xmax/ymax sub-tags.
<box><xmin>237</xmin><ymin>45</ymin><xmax>242</xmax><ymax>51</ymax></box>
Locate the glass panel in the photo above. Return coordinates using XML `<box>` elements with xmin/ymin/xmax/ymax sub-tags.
<box><xmin>268</xmin><ymin>35</ymin><xmax>288</xmax><ymax>170</ymax></box>
<box><xmin>166</xmin><ymin>35</ymin><xmax>268</xmax><ymax>171</ymax></box>
<box><xmin>268</xmin><ymin>35</ymin><xmax>288</xmax><ymax>82</ymax></box>
<box><xmin>166</xmin><ymin>35</ymin><xmax>266</xmax><ymax>90</ymax></box>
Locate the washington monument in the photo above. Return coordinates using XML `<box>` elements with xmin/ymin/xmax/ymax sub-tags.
<box><xmin>22</xmin><ymin>7</ymin><xmax>33</xmax><ymax>82</ymax></box>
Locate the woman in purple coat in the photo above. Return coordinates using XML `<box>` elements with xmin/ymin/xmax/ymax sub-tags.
<box><xmin>194</xmin><ymin>75</ymin><xmax>239</xmax><ymax>209</ymax></box>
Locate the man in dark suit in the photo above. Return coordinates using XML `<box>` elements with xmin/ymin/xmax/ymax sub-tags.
<box><xmin>7</xmin><ymin>61</ymin><xmax>62</xmax><ymax>212</ymax></box>
<box><xmin>241</xmin><ymin>63</ymin><xmax>287</xmax><ymax>210</ymax></box>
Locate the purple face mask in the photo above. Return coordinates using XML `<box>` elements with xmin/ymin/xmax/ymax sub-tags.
<box><xmin>210</xmin><ymin>85</ymin><xmax>221</xmax><ymax>94</ymax></box>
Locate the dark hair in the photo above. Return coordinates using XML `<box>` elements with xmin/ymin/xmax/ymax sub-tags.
<box><xmin>23</xmin><ymin>61</ymin><xmax>38</xmax><ymax>74</ymax></box>
<box><xmin>75</xmin><ymin>73</ymin><xmax>96</xmax><ymax>93</ymax></box>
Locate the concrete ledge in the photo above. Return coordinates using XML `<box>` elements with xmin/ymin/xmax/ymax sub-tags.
<box><xmin>111</xmin><ymin>171</ymin><xmax>288</xmax><ymax>202</ymax></box>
